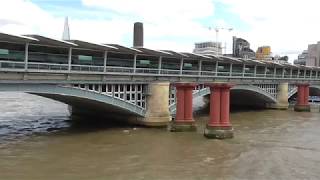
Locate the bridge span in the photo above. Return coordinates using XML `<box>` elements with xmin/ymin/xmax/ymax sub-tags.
<box><xmin>0</xmin><ymin>32</ymin><xmax>320</xmax><ymax>138</ymax></box>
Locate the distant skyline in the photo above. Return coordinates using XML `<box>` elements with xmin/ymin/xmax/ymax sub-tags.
<box><xmin>1</xmin><ymin>0</ymin><xmax>320</xmax><ymax>62</ymax></box>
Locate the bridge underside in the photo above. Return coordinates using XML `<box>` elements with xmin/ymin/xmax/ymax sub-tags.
<box><xmin>0</xmin><ymin>84</ymin><xmax>146</xmax><ymax>121</ymax></box>
<box><xmin>230</xmin><ymin>90</ymin><xmax>275</xmax><ymax>108</ymax></box>
<box><xmin>32</xmin><ymin>93</ymin><xmax>138</xmax><ymax>120</ymax></box>
<box><xmin>202</xmin><ymin>90</ymin><xmax>274</xmax><ymax>109</ymax></box>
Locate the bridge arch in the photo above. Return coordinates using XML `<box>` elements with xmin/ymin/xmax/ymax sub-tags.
<box><xmin>288</xmin><ymin>85</ymin><xmax>320</xmax><ymax>99</ymax></box>
<box><xmin>169</xmin><ymin>84</ymin><xmax>277</xmax><ymax>114</ymax></box>
<box><xmin>0</xmin><ymin>84</ymin><xmax>146</xmax><ymax>117</ymax></box>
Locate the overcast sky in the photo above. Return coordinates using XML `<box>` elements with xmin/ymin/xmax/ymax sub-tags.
<box><xmin>1</xmin><ymin>0</ymin><xmax>320</xmax><ymax>62</ymax></box>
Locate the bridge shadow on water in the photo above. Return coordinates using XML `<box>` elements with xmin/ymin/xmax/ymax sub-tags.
<box><xmin>65</xmin><ymin>114</ymin><xmax>144</xmax><ymax>134</ymax></box>
<box><xmin>193</xmin><ymin>96</ymin><xmax>267</xmax><ymax>118</ymax></box>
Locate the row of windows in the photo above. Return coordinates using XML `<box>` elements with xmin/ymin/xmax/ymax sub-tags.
<box><xmin>0</xmin><ymin>44</ymin><xmax>319</xmax><ymax>74</ymax></box>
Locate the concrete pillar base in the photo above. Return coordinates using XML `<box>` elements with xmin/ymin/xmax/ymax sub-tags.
<box><xmin>204</xmin><ymin>125</ymin><xmax>234</xmax><ymax>139</ymax></box>
<box><xmin>130</xmin><ymin>116</ymin><xmax>171</xmax><ymax>127</ymax></box>
<box><xmin>140</xmin><ymin>82</ymin><xmax>171</xmax><ymax>127</ymax></box>
<box><xmin>267</xmin><ymin>103</ymin><xmax>289</xmax><ymax>110</ymax></box>
<box><xmin>273</xmin><ymin>82</ymin><xmax>289</xmax><ymax>110</ymax></box>
<box><xmin>294</xmin><ymin>105</ymin><xmax>311</xmax><ymax>112</ymax></box>
<box><xmin>168</xmin><ymin>121</ymin><xmax>196</xmax><ymax>132</ymax></box>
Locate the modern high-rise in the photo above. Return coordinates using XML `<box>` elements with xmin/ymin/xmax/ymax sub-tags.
<box><xmin>294</xmin><ymin>50</ymin><xmax>308</xmax><ymax>65</ymax></box>
<box><xmin>232</xmin><ymin>36</ymin><xmax>255</xmax><ymax>59</ymax></box>
<box><xmin>256</xmin><ymin>46</ymin><xmax>272</xmax><ymax>60</ymax></box>
<box><xmin>193</xmin><ymin>41</ymin><xmax>222</xmax><ymax>55</ymax></box>
<box><xmin>306</xmin><ymin>43</ymin><xmax>320</xmax><ymax>67</ymax></box>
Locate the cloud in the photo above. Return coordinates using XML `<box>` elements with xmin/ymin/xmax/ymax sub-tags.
<box><xmin>82</xmin><ymin>0</ymin><xmax>214</xmax><ymax>22</ymax></box>
<box><xmin>81</xmin><ymin>0</ymin><xmax>216</xmax><ymax>51</ymax></box>
<box><xmin>0</xmin><ymin>0</ymin><xmax>218</xmax><ymax>53</ymax></box>
<box><xmin>0</xmin><ymin>0</ymin><xmax>62</xmax><ymax>37</ymax></box>
<box><xmin>217</xmin><ymin>0</ymin><xmax>320</xmax><ymax>61</ymax></box>
<box><xmin>2</xmin><ymin>0</ymin><xmax>312</xmax><ymax>63</ymax></box>
<box><xmin>0</xmin><ymin>0</ymin><xmax>137</xmax><ymax>45</ymax></box>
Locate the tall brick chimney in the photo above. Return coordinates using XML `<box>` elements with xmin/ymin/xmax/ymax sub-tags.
<box><xmin>133</xmin><ymin>22</ymin><xmax>143</xmax><ymax>48</ymax></box>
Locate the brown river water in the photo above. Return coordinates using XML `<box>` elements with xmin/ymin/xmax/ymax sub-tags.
<box><xmin>0</xmin><ymin>93</ymin><xmax>320</xmax><ymax>180</ymax></box>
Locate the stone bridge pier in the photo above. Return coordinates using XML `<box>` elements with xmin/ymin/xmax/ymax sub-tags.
<box><xmin>168</xmin><ymin>83</ymin><xmax>197</xmax><ymax>132</ymax></box>
<box><xmin>204</xmin><ymin>83</ymin><xmax>234</xmax><ymax>139</ymax></box>
<box><xmin>294</xmin><ymin>83</ymin><xmax>310</xmax><ymax>112</ymax></box>
<box><xmin>267</xmin><ymin>82</ymin><xmax>289</xmax><ymax>110</ymax></box>
<box><xmin>168</xmin><ymin>82</ymin><xmax>234</xmax><ymax>139</ymax></box>
<box><xmin>130</xmin><ymin>82</ymin><xmax>172</xmax><ymax>126</ymax></box>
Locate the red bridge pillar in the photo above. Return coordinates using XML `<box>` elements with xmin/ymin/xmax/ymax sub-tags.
<box><xmin>169</xmin><ymin>83</ymin><xmax>197</xmax><ymax>132</ymax></box>
<box><xmin>204</xmin><ymin>83</ymin><xmax>234</xmax><ymax>139</ymax></box>
<box><xmin>294</xmin><ymin>84</ymin><xmax>310</xmax><ymax>112</ymax></box>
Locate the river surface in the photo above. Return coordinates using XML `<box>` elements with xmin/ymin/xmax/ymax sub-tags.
<box><xmin>0</xmin><ymin>93</ymin><xmax>320</xmax><ymax>180</ymax></box>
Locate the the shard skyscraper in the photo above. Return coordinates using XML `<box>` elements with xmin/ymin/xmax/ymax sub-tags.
<box><xmin>62</xmin><ymin>17</ymin><xmax>70</xmax><ymax>41</ymax></box>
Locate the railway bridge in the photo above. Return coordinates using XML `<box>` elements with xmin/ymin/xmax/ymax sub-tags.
<box><xmin>0</xmin><ymin>33</ymin><xmax>319</xmax><ymax>138</ymax></box>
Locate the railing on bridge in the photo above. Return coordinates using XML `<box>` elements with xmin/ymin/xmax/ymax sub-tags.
<box><xmin>0</xmin><ymin>60</ymin><xmax>320</xmax><ymax>80</ymax></box>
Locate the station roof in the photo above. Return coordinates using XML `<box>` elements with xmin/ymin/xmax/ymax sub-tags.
<box><xmin>218</xmin><ymin>56</ymin><xmax>243</xmax><ymax>64</ymax></box>
<box><xmin>134</xmin><ymin>47</ymin><xmax>173</xmax><ymax>57</ymax></box>
<box><xmin>287</xmin><ymin>64</ymin><xmax>300</xmax><ymax>68</ymax></box>
<box><xmin>280</xmin><ymin>63</ymin><xmax>300</xmax><ymax>69</ymax></box>
<box><xmin>203</xmin><ymin>54</ymin><xmax>223</xmax><ymax>61</ymax></box>
<box><xmin>161</xmin><ymin>50</ymin><xmax>189</xmax><ymax>59</ymax></box>
<box><xmin>239</xmin><ymin>58</ymin><xmax>268</xmax><ymax>66</ymax></box>
<box><xmin>0</xmin><ymin>33</ymin><xmax>311</xmax><ymax>70</ymax></box>
<box><xmin>243</xmin><ymin>59</ymin><xmax>266</xmax><ymax>65</ymax></box>
<box><xmin>68</xmin><ymin>40</ymin><xmax>117</xmax><ymax>51</ymax></box>
<box><xmin>105</xmin><ymin>44</ymin><xmax>141</xmax><ymax>54</ymax></box>
<box><xmin>311</xmin><ymin>66</ymin><xmax>320</xmax><ymax>70</ymax></box>
<box><xmin>259</xmin><ymin>60</ymin><xmax>284</xmax><ymax>67</ymax></box>
<box><xmin>181</xmin><ymin>52</ymin><xmax>212</xmax><ymax>60</ymax></box>
<box><xmin>302</xmin><ymin>65</ymin><xmax>316</xmax><ymax>70</ymax></box>
<box><xmin>250</xmin><ymin>59</ymin><xmax>266</xmax><ymax>65</ymax></box>
<box><xmin>0</xmin><ymin>32</ymin><xmax>38</xmax><ymax>43</ymax></box>
<box><xmin>24</xmin><ymin>35</ymin><xmax>77</xmax><ymax>47</ymax></box>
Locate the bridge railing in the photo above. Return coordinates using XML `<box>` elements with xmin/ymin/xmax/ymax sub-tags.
<box><xmin>106</xmin><ymin>66</ymin><xmax>134</xmax><ymax>73</ymax></box>
<box><xmin>71</xmin><ymin>64</ymin><xmax>104</xmax><ymax>72</ymax></box>
<box><xmin>160</xmin><ymin>69</ymin><xmax>180</xmax><ymax>75</ymax></box>
<box><xmin>135</xmin><ymin>68</ymin><xmax>159</xmax><ymax>74</ymax></box>
<box><xmin>0</xmin><ymin>60</ymin><xmax>25</xmax><ymax>69</ymax></box>
<box><xmin>0</xmin><ymin>60</ymin><xmax>320</xmax><ymax>80</ymax></box>
<box><xmin>29</xmin><ymin>62</ymin><xmax>68</xmax><ymax>71</ymax></box>
<box><xmin>201</xmin><ymin>71</ymin><xmax>216</xmax><ymax>76</ymax></box>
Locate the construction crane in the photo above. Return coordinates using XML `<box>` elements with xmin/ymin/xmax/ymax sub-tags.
<box><xmin>209</xmin><ymin>27</ymin><xmax>233</xmax><ymax>55</ymax></box>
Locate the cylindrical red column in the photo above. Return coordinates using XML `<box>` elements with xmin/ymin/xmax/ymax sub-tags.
<box><xmin>304</xmin><ymin>84</ymin><xmax>310</xmax><ymax>106</ymax></box>
<box><xmin>208</xmin><ymin>86</ymin><xmax>221</xmax><ymax>127</ymax></box>
<box><xmin>184</xmin><ymin>87</ymin><xmax>194</xmax><ymax>121</ymax></box>
<box><xmin>220</xmin><ymin>86</ymin><xmax>231</xmax><ymax>127</ymax></box>
<box><xmin>297</xmin><ymin>85</ymin><xmax>305</xmax><ymax>106</ymax></box>
<box><xmin>175</xmin><ymin>86</ymin><xmax>185</xmax><ymax>122</ymax></box>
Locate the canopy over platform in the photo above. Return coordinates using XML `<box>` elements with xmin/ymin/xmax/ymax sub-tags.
<box><xmin>0</xmin><ymin>32</ymin><xmax>38</xmax><ymax>43</ymax></box>
<box><xmin>106</xmin><ymin>44</ymin><xmax>141</xmax><ymax>54</ymax></box>
<box><xmin>68</xmin><ymin>40</ymin><xmax>117</xmax><ymax>51</ymax></box>
<box><xmin>135</xmin><ymin>47</ymin><xmax>173</xmax><ymax>57</ymax></box>
<box><xmin>181</xmin><ymin>52</ymin><xmax>212</xmax><ymax>60</ymax></box>
<box><xmin>24</xmin><ymin>35</ymin><xmax>77</xmax><ymax>47</ymax></box>
<box><xmin>161</xmin><ymin>50</ymin><xmax>189</xmax><ymax>59</ymax></box>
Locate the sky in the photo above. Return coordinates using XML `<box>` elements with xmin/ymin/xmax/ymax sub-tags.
<box><xmin>1</xmin><ymin>0</ymin><xmax>320</xmax><ymax>62</ymax></box>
